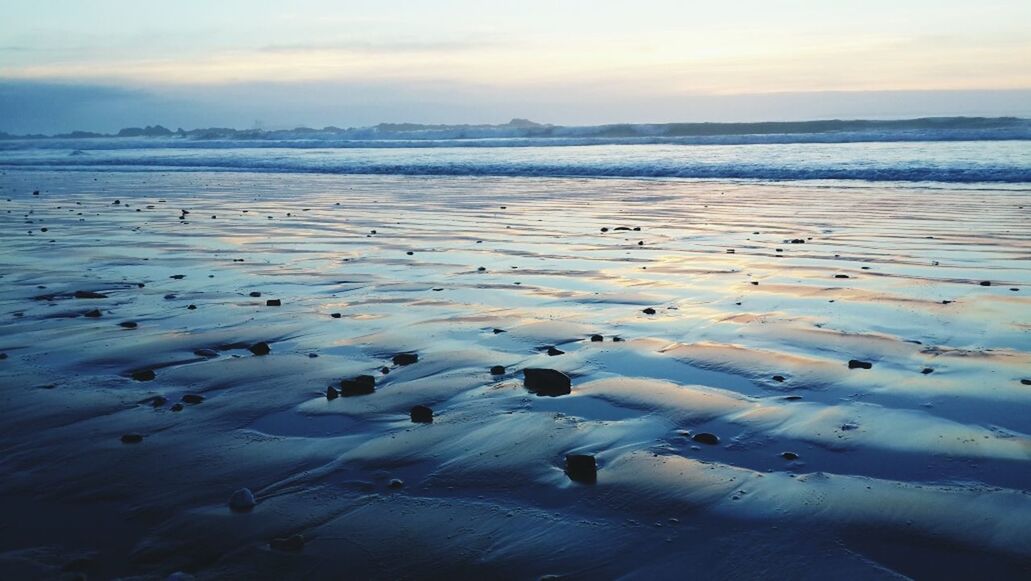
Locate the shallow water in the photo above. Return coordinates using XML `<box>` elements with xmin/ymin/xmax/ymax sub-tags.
<box><xmin>0</xmin><ymin>170</ymin><xmax>1029</xmax><ymax>578</ymax></box>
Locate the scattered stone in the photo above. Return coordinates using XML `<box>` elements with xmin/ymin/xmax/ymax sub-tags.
<box><xmin>546</xmin><ymin>346</ymin><xmax>565</xmax><ymax>356</ymax></box>
<box><xmin>393</xmin><ymin>352</ymin><xmax>418</xmax><ymax>366</ymax></box>
<box><xmin>194</xmin><ymin>348</ymin><xmax>218</xmax><ymax>358</ymax></box>
<box><xmin>848</xmin><ymin>359</ymin><xmax>873</xmax><ymax>370</ymax></box>
<box><xmin>187</xmin><ymin>304</ymin><xmax>197</xmax><ymax>310</ymax></box>
<box><xmin>249</xmin><ymin>291</ymin><xmax>262</xmax><ymax>297</ymax></box>
<box><xmin>248</xmin><ymin>342</ymin><xmax>271</xmax><ymax>356</ymax></box>
<box><xmin>331</xmin><ymin>313</ymin><xmax>342</xmax><ymax>318</ymax></box>
<box><xmin>228</xmin><ymin>488</ymin><xmax>256</xmax><ymax>512</ymax></box>
<box><xmin>772</xmin><ymin>375</ymin><xmax>786</xmax><ymax>382</ymax></box>
<box><xmin>614</xmin><ymin>226</ymin><xmax>631</xmax><ymax>231</ymax></box>
<box><xmin>181</xmin><ymin>394</ymin><xmax>205</xmax><ymax>404</ymax></box>
<box><xmin>490</xmin><ymin>365</ymin><xmax>506</xmax><ymax>375</ymax></box>
<box><xmin>380</xmin><ymin>366</ymin><xmax>390</xmax><ymax>374</ymax></box>
<box><xmin>979</xmin><ymin>281</ymin><xmax>991</xmax><ymax>286</ymax></box>
<box><xmin>139</xmin><ymin>395</ymin><xmax>167</xmax><ymax>407</ymax></box>
<box><xmin>164</xmin><ymin>294</ymin><xmax>176</xmax><ymax>300</ymax></box>
<box><xmin>83</xmin><ymin>308</ymin><xmax>102</xmax><ymax>318</ymax></box>
<box><xmin>1021</xmin><ymin>379</ymin><xmax>1031</xmax><ymax>386</ymax></box>
<box><xmin>841</xmin><ymin>422</ymin><xmax>859</xmax><ymax>431</ymax></box>
<box><xmin>340</xmin><ymin>375</ymin><xmax>376</xmax><ymax>396</ymax></box>
<box><xmin>642</xmin><ymin>307</ymin><xmax>656</xmax><ymax>315</ymax></box>
<box><xmin>691</xmin><ymin>433</ymin><xmax>720</xmax><ymax>445</ymax></box>
<box><xmin>170</xmin><ymin>274</ymin><xmax>185</xmax><ymax>280</ymax></box>
<box><xmin>789</xmin><ymin>239</ymin><xmax>805</xmax><ymax>244</ymax></box>
<box><xmin>270</xmin><ymin>534</ymin><xmax>305</xmax><ymax>552</ymax></box>
<box><xmin>590</xmin><ymin>334</ymin><xmax>604</xmax><ymax>342</ymax></box>
<box><xmin>73</xmin><ymin>290</ymin><xmax>107</xmax><ymax>299</ymax></box>
<box><xmin>565</xmin><ymin>454</ymin><xmax>597</xmax><ymax>483</ymax></box>
<box><xmin>410</xmin><ymin>404</ymin><xmax>433</xmax><ymax>423</ymax></box>
<box><xmin>781</xmin><ymin>451</ymin><xmax>799</xmax><ymax>460</ymax></box>
<box><xmin>326</xmin><ymin>386</ymin><xmax>339</xmax><ymax>400</ymax></box>
<box><xmin>266</xmin><ymin>299</ymin><xmax>281</xmax><ymax>306</ymax></box>
<box><xmin>493</xmin><ymin>328</ymin><xmax>506</xmax><ymax>334</ymax></box>
<box><xmin>388</xmin><ymin>478</ymin><xmax>405</xmax><ymax>489</ymax></box>
<box><xmin>131</xmin><ymin>369</ymin><xmax>156</xmax><ymax>381</ymax></box>
<box><xmin>600</xmin><ymin>227</ymin><xmax>609</xmax><ymax>232</ymax></box>
<box><xmin>170</xmin><ymin>403</ymin><xmax>184</xmax><ymax>412</ymax></box>
<box><xmin>834</xmin><ymin>274</ymin><xmax>850</xmax><ymax>279</ymax></box>
<box><xmin>523</xmin><ymin>368</ymin><xmax>571</xmax><ymax>396</ymax></box>
<box><xmin>921</xmin><ymin>368</ymin><xmax>934</xmax><ymax>375</ymax></box>
<box><xmin>119</xmin><ymin>321</ymin><xmax>138</xmax><ymax>329</ymax></box>
<box><xmin>477</xmin><ymin>266</ymin><xmax>487</xmax><ymax>272</ymax></box>
<box><xmin>120</xmin><ymin>433</ymin><xmax>144</xmax><ymax>444</ymax></box>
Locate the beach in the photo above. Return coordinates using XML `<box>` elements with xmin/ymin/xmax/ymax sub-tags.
<box><xmin>1</xmin><ymin>169</ymin><xmax>1029</xmax><ymax>578</ymax></box>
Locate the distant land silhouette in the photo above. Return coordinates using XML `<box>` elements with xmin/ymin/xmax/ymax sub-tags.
<box><xmin>1</xmin><ymin>116</ymin><xmax>1027</xmax><ymax>141</ymax></box>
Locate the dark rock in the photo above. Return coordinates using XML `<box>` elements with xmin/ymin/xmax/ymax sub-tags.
<box><xmin>921</xmin><ymin>368</ymin><xmax>934</xmax><ymax>375</ymax></box>
<box><xmin>783</xmin><ymin>395</ymin><xmax>803</xmax><ymax>401</ymax></box>
<box><xmin>490</xmin><ymin>365</ymin><xmax>506</xmax><ymax>375</ymax></box>
<box><xmin>848</xmin><ymin>359</ymin><xmax>873</xmax><ymax>370</ymax></box>
<box><xmin>642</xmin><ymin>307</ymin><xmax>656</xmax><ymax>315</ymax></box>
<box><xmin>612</xmin><ymin>336</ymin><xmax>623</xmax><ymax>342</ymax></box>
<box><xmin>493</xmin><ymin>328</ymin><xmax>506</xmax><ymax>334</ymax></box>
<box><xmin>248</xmin><ymin>342</ymin><xmax>271</xmax><ymax>356</ymax></box>
<box><xmin>164</xmin><ymin>294</ymin><xmax>176</xmax><ymax>300</ymax></box>
<box><xmin>523</xmin><ymin>368</ymin><xmax>571</xmax><ymax>396</ymax></box>
<box><xmin>340</xmin><ymin>375</ymin><xmax>376</xmax><ymax>396</ymax></box>
<box><xmin>119</xmin><ymin>321</ymin><xmax>138</xmax><ymax>329</ymax></box>
<box><xmin>613</xmin><ymin>226</ymin><xmax>631</xmax><ymax>231</ymax></box>
<box><xmin>410</xmin><ymin>404</ymin><xmax>433</xmax><ymax>423</ymax></box>
<box><xmin>326</xmin><ymin>386</ymin><xmax>339</xmax><ymax>400</ymax></box>
<box><xmin>187</xmin><ymin>304</ymin><xmax>197</xmax><ymax>310</ymax></box>
<box><xmin>781</xmin><ymin>451</ymin><xmax>799</xmax><ymax>460</ymax></box>
<box><xmin>330</xmin><ymin>312</ymin><xmax>342</xmax><ymax>318</ymax></box>
<box><xmin>139</xmin><ymin>395</ymin><xmax>167</xmax><ymax>407</ymax></box>
<box><xmin>772</xmin><ymin>375</ymin><xmax>786</xmax><ymax>382</ymax></box>
<box><xmin>181</xmin><ymin>394</ymin><xmax>205</xmax><ymax>404</ymax></box>
<box><xmin>789</xmin><ymin>239</ymin><xmax>805</xmax><ymax>244</ymax></box>
<box><xmin>229</xmin><ymin>488</ymin><xmax>256</xmax><ymax>512</ymax></box>
<box><xmin>590</xmin><ymin>334</ymin><xmax>603</xmax><ymax>342</ymax></box>
<box><xmin>564</xmin><ymin>454</ymin><xmax>597</xmax><ymax>483</ymax></box>
<box><xmin>477</xmin><ymin>266</ymin><xmax>487</xmax><ymax>272</ymax></box>
<box><xmin>194</xmin><ymin>348</ymin><xmax>218</xmax><ymax>358</ymax></box>
<box><xmin>73</xmin><ymin>290</ymin><xmax>107</xmax><ymax>299</ymax></box>
<box><xmin>834</xmin><ymin>274</ymin><xmax>850</xmax><ymax>279</ymax></box>
<box><xmin>979</xmin><ymin>281</ymin><xmax>991</xmax><ymax>286</ymax></box>
<box><xmin>380</xmin><ymin>366</ymin><xmax>390</xmax><ymax>374</ymax></box>
<box><xmin>692</xmin><ymin>432</ymin><xmax>720</xmax><ymax>445</ymax></box>
<box><xmin>170</xmin><ymin>403</ymin><xmax>184</xmax><ymax>412</ymax></box>
<box><xmin>392</xmin><ymin>352</ymin><xmax>418</xmax><ymax>366</ymax></box>
<box><xmin>120</xmin><ymin>433</ymin><xmax>144</xmax><ymax>444</ymax></box>
<box><xmin>266</xmin><ymin>299</ymin><xmax>281</xmax><ymax>306</ymax></box>
<box><xmin>600</xmin><ymin>227</ymin><xmax>609</xmax><ymax>232</ymax></box>
<box><xmin>1021</xmin><ymin>379</ymin><xmax>1031</xmax><ymax>386</ymax></box>
<box><xmin>170</xmin><ymin>274</ymin><xmax>185</xmax><ymax>280</ymax></box>
<box><xmin>249</xmin><ymin>291</ymin><xmax>262</xmax><ymax>297</ymax></box>
<box><xmin>270</xmin><ymin>534</ymin><xmax>305</xmax><ymax>552</ymax></box>
<box><xmin>388</xmin><ymin>478</ymin><xmax>405</xmax><ymax>489</ymax></box>
<box><xmin>546</xmin><ymin>346</ymin><xmax>565</xmax><ymax>356</ymax></box>
<box><xmin>131</xmin><ymin>369</ymin><xmax>156</xmax><ymax>381</ymax></box>
<box><xmin>83</xmin><ymin>308</ymin><xmax>102</xmax><ymax>318</ymax></box>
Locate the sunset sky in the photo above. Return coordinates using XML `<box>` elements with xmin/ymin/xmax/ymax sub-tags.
<box><xmin>2</xmin><ymin>0</ymin><xmax>1030</xmax><ymax>133</ymax></box>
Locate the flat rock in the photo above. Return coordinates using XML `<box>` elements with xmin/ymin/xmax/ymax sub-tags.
<box><xmin>131</xmin><ymin>369</ymin><xmax>156</xmax><ymax>382</ymax></box>
<box><xmin>392</xmin><ymin>352</ymin><xmax>418</xmax><ymax>366</ymax></box>
<box><xmin>692</xmin><ymin>432</ymin><xmax>720</xmax><ymax>445</ymax></box>
<box><xmin>848</xmin><ymin>359</ymin><xmax>873</xmax><ymax>369</ymax></box>
<box><xmin>229</xmin><ymin>488</ymin><xmax>256</xmax><ymax>512</ymax></box>
<box><xmin>523</xmin><ymin>368</ymin><xmax>571</xmax><ymax>397</ymax></box>
<box><xmin>410</xmin><ymin>404</ymin><xmax>433</xmax><ymax>423</ymax></box>
<box><xmin>248</xmin><ymin>342</ymin><xmax>271</xmax><ymax>356</ymax></box>
<box><xmin>340</xmin><ymin>375</ymin><xmax>376</xmax><ymax>396</ymax></box>
<box><xmin>565</xmin><ymin>454</ymin><xmax>597</xmax><ymax>483</ymax></box>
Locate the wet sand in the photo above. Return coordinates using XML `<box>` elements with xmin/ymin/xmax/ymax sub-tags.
<box><xmin>1</xmin><ymin>171</ymin><xmax>1029</xmax><ymax>579</ymax></box>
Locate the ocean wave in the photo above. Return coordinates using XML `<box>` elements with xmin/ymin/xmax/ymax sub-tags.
<box><xmin>4</xmin><ymin>157</ymin><xmax>1030</xmax><ymax>183</ymax></box>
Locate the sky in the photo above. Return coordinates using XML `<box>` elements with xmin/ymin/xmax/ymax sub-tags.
<box><xmin>2</xmin><ymin>0</ymin><xmax>1030</xmax><ymax>133</ymax></box>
